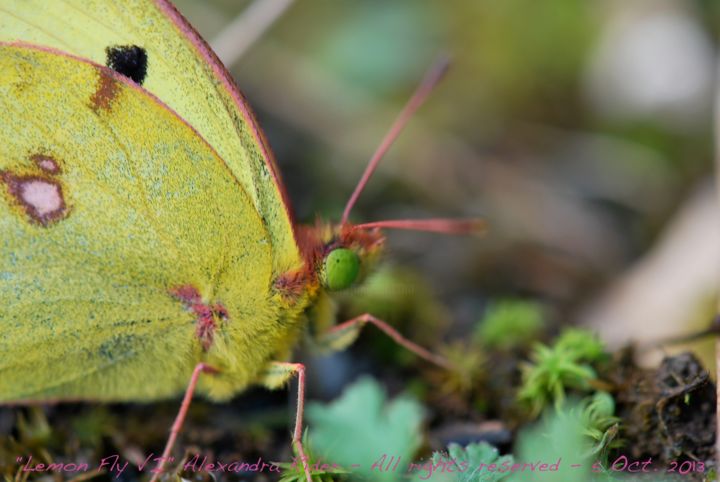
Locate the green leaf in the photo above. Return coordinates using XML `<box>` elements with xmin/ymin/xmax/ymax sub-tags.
<box><xmin>306</xmin><ymin>377</ymin><xmax>424</xmax><ymax>481</ymax></box>
<box><xmin>510</xmin><ymin>404</ymin><xmax>592</xmax><ymax>482</ymax></box>
<box><xmin>426</xmin><ymin>442</ymin><xmax>514</xmax><ymax>482</ymax></box>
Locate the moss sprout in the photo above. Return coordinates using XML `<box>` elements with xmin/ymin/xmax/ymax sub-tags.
<box><xmin>474</xmin><ymin>300</ymin><xmax>544</xmax><ymax>350</ymax></box>
<box><xmin>518</xmin><ymin>329</ymin><xmax>607</xmax><ymax>416</ymax></box>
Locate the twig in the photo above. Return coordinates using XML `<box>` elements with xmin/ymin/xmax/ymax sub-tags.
<box><xmin>211</xmin><ymin>0</ymin><xmax>296</xmax><ymax>67</ymax></box>
<box><xmin>714</xmin><ymin>54</ymin><xmax>720</xmax><ymax>480</ymax></box>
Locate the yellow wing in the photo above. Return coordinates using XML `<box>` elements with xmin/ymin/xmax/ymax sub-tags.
<box><xmin>0</xmin><ymin>44</ymin><xmax>305</xmax><ymax>403</ymax></box>
<box><xmin>0</xmin><ymin>0</ymin><xmax>302</xmax><ymax>279</ymax></box>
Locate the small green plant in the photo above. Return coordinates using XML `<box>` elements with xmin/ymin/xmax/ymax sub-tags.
<box><xmin>581</xmin><ymin>392</ymin><xmax>620</xmax><ymax>449</ymax></box>
<box><xmin>511</xmin><ymin>402</ymin><xmax>592</xmax><ymax>481</ymax></box>
<box><xmin>474</xmin><ymin>300</ymin><xmax>544</xmax><ymax>350</ymax></box>
<box><xmin>511</xmin><ymin>402</ymin><xmax>674</xmax><ymax>482</ymax></box>
<box><xmin>518</xmin><ymin>329</ymin><xmax>606</xmax><ymax>416</ymax></box>
<box><xmin>553</xmin><ymin>329</ymin><xmax>605</xmax><ymax>361</ymax></box>
<box><xmin>277</xmin><ymin>431</ymin><xmax>349</xmax><ymax>482</ymax></box>
<box><xmin>15</xmin><ymin>407</ymin><xmax>52</xmax><ymax>447</ymax></box>
<box><xmin>428</xmin><ymin>442</ymin><xmax>514</xmax><ymax>482</ymax></box>
<box><xmin>556</xmin><ymin>391</ymin><xmax>621</xmax><ymax>461</ymax></box>
<box><xmin>424</xmin><ymin>404</ymin><xmax>625</xmax><ymax>482</ymax></box>
<box><xmin>306</xmin><ymin>377</ymin><xmax>424</xmax><ymax>481</ymax></box>
<box><xmin>435</xmin><ymin>341</ymin><xmax>486</xmax><ymax>397</ymax></box>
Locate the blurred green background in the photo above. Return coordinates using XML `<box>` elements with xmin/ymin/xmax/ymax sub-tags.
<box><xmin>175</xmin><ymin>0</ymin><xmax>719</xmax><ymax>353</ymax></box>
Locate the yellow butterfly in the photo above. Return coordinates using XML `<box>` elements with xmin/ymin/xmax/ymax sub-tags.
<box><xmin>0</xmin><ymin>1</ymin><xmax>480</xmax><ymax>480</ymax></box>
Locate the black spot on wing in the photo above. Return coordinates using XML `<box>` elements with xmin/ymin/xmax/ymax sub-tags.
<box><xmin>105</xmin><ymin>45</ymin><xmax>148</xmax><ymax>85</ymax></box>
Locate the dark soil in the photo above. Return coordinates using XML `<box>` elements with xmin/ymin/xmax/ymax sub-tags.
<box><xmin>610</xmin><ymin>351</ymin><xmax>716</xmax><ymax>481</ymax></box>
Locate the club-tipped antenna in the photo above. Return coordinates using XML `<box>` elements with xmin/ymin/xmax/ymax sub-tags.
<box><xmin>353</xmin><ymin>218</ymin><xmax>485</xmax><ymax>236</ymax></box>
<box><xmin>341</xmin><ymin>55</ymin><xmax>451</xmax><ymax>225</ymax></box>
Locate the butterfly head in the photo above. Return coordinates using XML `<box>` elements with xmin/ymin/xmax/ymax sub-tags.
<box><xmin>297</xmin><ymin>221</ymin><xmax>385</xmax><ymax>293</ymax></box>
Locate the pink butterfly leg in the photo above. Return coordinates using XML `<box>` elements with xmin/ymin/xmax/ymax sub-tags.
<box><xmin>271</xmin><ymin>362</ymin><xmax>313</xmax><ymax>482</ymax></box>
<box><xmin>329</xmin><ymin>313</ymin><xmax>453</xmax><ymax>369</ymax></box>
<box><xmin>150</xmin><ymin>362</ymin><xmax>217</xmax><ymax>482</ymax></box>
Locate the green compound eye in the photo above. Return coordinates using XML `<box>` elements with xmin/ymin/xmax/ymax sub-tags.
<box><xmin>322</xmin><ymin>248</ymin><xmax>360</xmax><ymax>291</ymax></box>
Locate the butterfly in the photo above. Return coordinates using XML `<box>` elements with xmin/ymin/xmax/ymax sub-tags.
<box><xmin>0</xmin><ymin>1</ymin><xmax>481</xmax><ymax>481</ymax></box>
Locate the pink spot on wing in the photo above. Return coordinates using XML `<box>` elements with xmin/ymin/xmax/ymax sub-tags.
<box><xmin>1</xmin><ymin>171</ymin><xmax>68</xmax><ymax>226</ymax></box>
<box><xmin>21</xmin><ymin>181</ymin><xmax>62</xmax><ymax>215</ymax></box>
<box><xmin>169</xmin><ymin>285</ymin><xmax>202</xmax><ymax>304</ymax></box>
<box><xmin>170</xmin><ymin>285</ymin><xmax>229</xmax><ymax>351</ymax></box>
<box><xmin>30</xmin><ymin>154</ymin><xmax>61</xmax><ymax>174</ymax></box>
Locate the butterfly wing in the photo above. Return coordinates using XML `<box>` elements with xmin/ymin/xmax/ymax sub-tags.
<box><xmin>0</xmin><ymin>0</ymin><xmax>301</xmax><ymax>279</ymax></box>
<box><xmin>0</xmin><ymin>43</ymin><xmax>301</xmax><ymax>402</ymax></box>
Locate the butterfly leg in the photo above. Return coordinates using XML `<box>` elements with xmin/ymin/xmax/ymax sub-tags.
<box><xmin>260</xmin><ymin>362</ymin><xmax>313</xmax><ymax>482</ymax></box>
<box><xmin>150</xmin><ymin>362</ymin><xmax>217</xmax><ymax>482</ymax></box>
<box><xmin>324</xmin><ymin>313</ymin><xmax>452</xmax><ymax>369</ymax></box>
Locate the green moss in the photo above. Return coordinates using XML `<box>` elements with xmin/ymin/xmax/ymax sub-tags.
<box><xmin>475</xmin><ymin>300</ymin><xmax>543</xmax><ymax>350</ymax></box>
<box><xmin>518</xmin><ymin>329</ymin><xmax>607</xmax><ymax>416</ymax></box>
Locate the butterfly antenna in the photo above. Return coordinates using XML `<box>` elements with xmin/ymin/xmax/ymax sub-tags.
<box><xmin>341</xmin><ymin>55</ymin><xmax>451</xmax><ymax>225</ymax></box>
<box><xmin>353</xmin><ymin>218</ymin><xmax>486</xmax><ymax>235</ymax></box>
